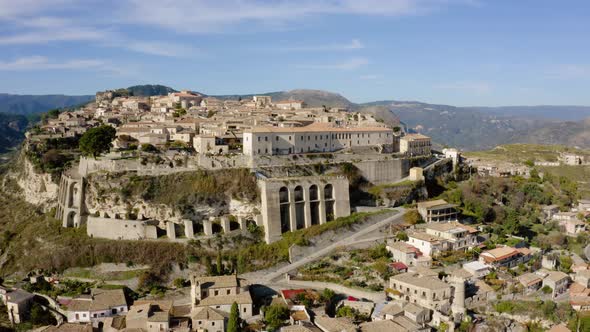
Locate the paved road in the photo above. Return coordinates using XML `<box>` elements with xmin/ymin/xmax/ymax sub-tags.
<box><xmin>248</xmin><ymin>208</ymin><xmax>407</xmax><ymax>284</ymax></box>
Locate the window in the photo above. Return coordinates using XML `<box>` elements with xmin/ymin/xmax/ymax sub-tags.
<box><xmin>214</xmin><ymin>290</ymin><xmax>219</xmax><ymax>296</ymax></box>
<box><xmin>276</xmin><ymin>137</ymin><xmax>279</xmax><ymax>141</ymax></box>
<box><xmin>227</xmin><ymin>290</ymin><xmax>230</xmax><ymax>295</ymax></box>
<box><xmin>243</xmin><ymin>307</ymin><xmax>247</xmax><ymax>312</ymax></box>
<box><xmin>257</xmin><ymin>137</ymin><xmax>260</xmax><ymax>142</ymax></box>
<box><xmin>289</xmin><ymin>136</ymin><xmax>292</xmax><ymax>141</ymax></box>
<box><xmin>212</xmin><ymin>322</ymin><xmax>215</xmax><ymax>326</ymax></box>
<box><xmin>265</xmin><ymin>136</ymin><xmax>268</xmax><ymax>141</ymax></box>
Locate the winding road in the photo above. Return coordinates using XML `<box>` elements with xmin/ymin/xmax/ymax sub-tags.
<box><xmin>246</xmin><ymin>208</ymin><xmax>407</xmax><ymax>284</ymax></box>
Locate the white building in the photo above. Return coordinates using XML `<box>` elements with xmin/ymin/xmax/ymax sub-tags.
<box><xmin>243</xmin><ymin>122</ymin><xmax>393</xmax><ymax>156</ymax></box>
<box><xmin>64</xmin><ymin>288</ymin><xmax>128</xmax><ymax>323</ymax></box>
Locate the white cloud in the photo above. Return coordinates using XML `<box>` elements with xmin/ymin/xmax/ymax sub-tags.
<box><xmin>0</xmin><ymin>55</ymin><xmax>111</xmax><ymax>71</ymax></box>
<box><xmin>435</xmin><ymin>81</ymin><xmax>492</xmax><ymax>94</ymax></box>
<box><xmin>118</xmin><ymin>0</ymin><xmax>475</xmax><ymax>33</ymax></box>
<box><xmin>280</xmin><ymin>39</ymin><xmax>364</xmax><ymax>52</ymax></box>
<box><xmin>123</xmin><ymin>41</ymin><xmax>202</xmax><ymax>58</ymax></box>
<box><xmin>546</xmin><ymin>64</ymin><xmax>590</xmax><ymax>79</ymax></box>
<box><xmin>298</xmin><ymin>57</ymin><xmax>369</xmax><ymax>70</ymax></box>
<box><xmin>0</xmin><ymin>27</ymin><xmax>107</xmax><ymax>44</ymax></box>
<box><xmin>360</xmin><ymin>74</ymin><xmax>381</xmax><ymax>80</ymax></box>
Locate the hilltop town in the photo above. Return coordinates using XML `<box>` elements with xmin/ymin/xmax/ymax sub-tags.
<box><xmin>1</xmin><ymin>88</ymin><xmax>590</xmax><ymax>332</ymax></box>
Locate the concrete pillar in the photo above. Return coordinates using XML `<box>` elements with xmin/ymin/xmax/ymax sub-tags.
<box><xmin>221</xmin><ymin>216</ymin><xmax>231</xmax><ymax>233</ymax></box>
<box><xmin>254</xmin><ymin>215</ymin><xmax>263</xmax><ymax>227</ymax></box>
<box><xmin>288</xmin><ymin>187</ymin><xmax>297</xmax><ymax>231</ymax></box>
<box><xmin>303</xmin><ymin>186</ymin><xmax>312</xmax><ymax>228</ymax></box>
<box><xmin>238</xmin><ymin>216</ymin><xmax>247</xmax><ymax>230</ymax></box>
<box><xmin>166</xmin><ymin>222</ymin><xmax>176</xmax><ymax>240</ymax></box>
<box><xmin>318</xmin><ymin>186</ymin><xmax>327</xmax><ymax>225</ymax></box>
<box><xmin>203</xmin><ymin>219</ymin><xmax>213</xmax><ymax>236</ymax></box>
<box><xmin>184</xmin><ymin>219</ymin><xmax>194</xmax><ymax>238</ymax></box>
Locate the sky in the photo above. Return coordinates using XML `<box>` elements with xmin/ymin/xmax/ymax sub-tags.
<box><xmin>0</xmin><ymin>0</ymin><xmax>589</xmax><ymax>106</ymax></box>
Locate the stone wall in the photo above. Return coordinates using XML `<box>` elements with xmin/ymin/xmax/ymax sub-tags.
<box><xmin>87</xmin><ymin>216</ymin><xmax>158</xmax><ymax>240</ymax></box>
<box><xmin>353</xmin><ymin>158</ymin><xmax>409</xmax><ymax>185</ymax></box>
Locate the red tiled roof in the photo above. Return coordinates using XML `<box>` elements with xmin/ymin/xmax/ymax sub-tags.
<box><xmin>390</xmin><ymin>262</ymin><xmax>408</xmax><ymax>271</ymax></box>
<box><xmin>281</xmin><ymin>289</ymin><xmax>306</xmax><ymax>301</ymax></box>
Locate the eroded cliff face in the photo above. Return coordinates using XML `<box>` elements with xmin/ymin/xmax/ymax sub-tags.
<box><xmin>84</xmin><ymin>171</ymin><xmax>260</xmax><ymax>225</ymax></box>
<box><xmin>11</xmin><ymin>150</ymin><xmax>59</xmax><ymax>211</ymax></box>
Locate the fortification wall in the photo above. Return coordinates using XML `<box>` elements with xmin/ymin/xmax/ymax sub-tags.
<box><xmin>353</xmin><ymin>158</ymin><xmax>409</xmax><ymax>185</ymax></box>
<box><xmin>87</xmin><ymin>216</ymin><xmax>158</xmax><ymax>240</ymax></box>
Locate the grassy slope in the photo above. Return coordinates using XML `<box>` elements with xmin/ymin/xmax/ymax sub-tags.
<box><xmin>463</xmin><ymin>144</ymin><xmax>590</xmax><ymax>163</ymax></box>
<box><xmin>463</xmin><ymin>144</ymin><xmax>590</xmax><ymax>198</ymax></box>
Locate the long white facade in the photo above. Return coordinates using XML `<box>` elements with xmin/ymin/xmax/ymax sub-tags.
<box><xmin>243</xmin><ymin>122</ymin><xmax>393</xmax><ymax>156</ymax></box>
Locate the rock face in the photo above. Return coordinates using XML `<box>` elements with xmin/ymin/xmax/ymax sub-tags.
<box><xmin>13</xmin><ymin>152</ymin><xmax>59</xmax><ymax>211</ymax></box>
<box><xmin>83</xmin><ymin>171</ymin><xmax>260</xmax><ymax>227</ymax></box>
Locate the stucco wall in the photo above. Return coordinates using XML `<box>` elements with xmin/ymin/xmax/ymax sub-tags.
<box><xmin>87</xmin><ymin>217</ymin><xmax>158</xmax><ymax>240</ymax></box>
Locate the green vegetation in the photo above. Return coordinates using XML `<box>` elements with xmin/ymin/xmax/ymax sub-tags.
<box><xmin>25</xmin><ymin>136</ymin><xmax>80</xmax><ymax>178</ymax></box>
<box><xmin>439</xmin><ymin>172</ymin><xmax>580</xmax><ymax>246</ymax></box>
<box><xmin>116</xmin><ymin>168</ymin><xmax>259</xmax><ymax>206</ymax></box>
<box><xmin>336</xmin><ymin>305</ymin><xmax>370</xmax><ymax>322</ymax></box>
<box><xmin>493</xmin><ymin>300</ymin><xmax>576</xmax><ymax>324</ymax></box>
<box><xmin>298</xmin><ymin>242</ymin><xmax>392</xmax><ymax>292</ymax></box>
<box><xmin>0</xmin><ymin>186</ymin><xmax>187</xmax><ymax>277</ymax></box>
<box><xmin>79</xmin><ymin>125</ymin><xmax>116</xmax><ymax>158</ymax></box>
<box><xmin>63</xmin><ymin>266</ymin><xmax>149</xmax><ymax>281</ymax></box>
<box><xmin>228</xmin><ymin>302</ymin><xmax>240</xmax><ymax>332</ymax></box>
<box><xmin>264</xmin><ymin>304</ymin><xmax>289</xmax><ymax>331</ymax></box>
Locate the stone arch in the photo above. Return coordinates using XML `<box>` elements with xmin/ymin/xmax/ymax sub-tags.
<box><xmin>245</xmin><ymin>219</ymin><xmax>256</xmax><ymax>228</ymax></box>
<box><xmin>309</xmin><ymin>185</ymin><xmax>318</xmax><ymax>201</ymax></box>
<box><xmin>212</xmin><ymin>222</ymin><xmax>223</xmax><ymax>234</ymax></box>
<box><xmin>294</xmin><ymin>185</ymin><xmax>305</xmax><ymax>230</ymax></box>
<box><xmin>68</xmin><ymin>181</ymin><xmax>77</xmax><ymax>207</ymax></box>
<box><xmin>294</xmin><ymin>186</ymin><xmax>304</xmax><ymax>202</ymax></box>
<box><xmin>324</xmin><ymin>184</ymin><xmax>335</xmax><ymax>222</ymax></box>
<box><xmin>279</xmin><ymin>186</ymin><xmax>290</xmax><ymax>233</ymax></box>
<box><xmin>279</xmin><ymin>186</ymin><xmax>289</xmax><ymax>203</ymax></box>
<box><xmin>324</xmin><ymin>184</ymin><xmax>334</xmax><ymax>200</ymax></box>
<box><xmin>229</xmin><ymin>220</ymin><xmax>240</xmax><ymax>231</ymax></box>
<box><xmin>66</xmin><ymin>211</ymin><xmax>77</xmax><ymax>227</ymax></box>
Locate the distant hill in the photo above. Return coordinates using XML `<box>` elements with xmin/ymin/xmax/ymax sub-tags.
<box><xmin>214</xmin><ymin>89</ymin><xmax>354</xmax><ymax>108</ymax></box>
<box><xmin>126</xmin><ymin>84</ymin><xmax>177</xmax><ymax>96</ymax></box>
<box><xmin>470</xmin><ymin>105</ymin><xmax>590</xmax><ymax>121</ymax></box>
<box><xmin>0</xmin><ymin>94</ymin><xmax>94</xmax><ymax>116</ymax></box>
<box><xmin>0</xmin><ymin>113</ymin><xmax>28</xmax><ymax>153</ymax></box>
<box><xmin>516</xmin><ymin>118</ymin><xmax>590</xmax><ymax>148</ymax></box>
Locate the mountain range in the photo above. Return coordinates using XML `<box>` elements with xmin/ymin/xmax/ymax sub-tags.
<box><xmin>0</xmin><ymin>85</ymin><xmax>588</xmax><ymax>152</ymax></box>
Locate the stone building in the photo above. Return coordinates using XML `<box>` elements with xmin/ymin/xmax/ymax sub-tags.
<box><xmin>417</xmin><ymin>199</ymin><xmax>458</xmax><ymax>223</ymax></box>
<box><xmin>258</xmin><ymin>175</ymin><xmax>351</xmax><ymax>243</ymax></box>
<box><xmin>64</xmin><ymin>288</ymin><xmax>129</xmax><ymax>323</ymax></box>
<box><xmin>190</xmin><ymin>275</ymin><xmax>253</xmax><ymax>319</ymax></box>
<box><xmin>388</xmin><ymin>272</ymin><xmax>464</xmax><ymax>313</ymax></box>
<box><xmin>243</xmin><ymin>122</ymin><xmax>393</xmax><ymax>156</ymax></box>
<box><xmin>400</xmin><ymin>134</ymin><xmax>432</xmax><ymax>156</ymax></box>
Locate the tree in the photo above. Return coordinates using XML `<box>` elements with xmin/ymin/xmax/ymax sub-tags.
<box><xmin>216</xmin><ymin>251</ymin><xmax>223</xmax><ymax>275</ymax></box>
<box><xmin>227</xmin><ymin>302</ymin><xmax>240</xmax><ymax>332</ymax></box>
<box><xmin>79</xmin><ymin>125</ymin><xmax>116</xmax><ymax>158</ymax></box>
<box><xmin>264</xmin><ymin>304</ymin><xmax>289</xmax><ymax>331</ymax></box>
<box><xmin>403</xmin><ymin>209</ymin><xmax>423</xmax><ymax>225</ymax></box>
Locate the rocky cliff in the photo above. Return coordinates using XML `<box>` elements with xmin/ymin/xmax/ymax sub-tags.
<box><xmin>84</xmin><ymin>169</ymin><xmax>260</xmax><ymax>226</ymax></box>
<box><xmin>9</xmin><ymin>148</ymin><xmax>59</xmax><ymax>210</ymax></box>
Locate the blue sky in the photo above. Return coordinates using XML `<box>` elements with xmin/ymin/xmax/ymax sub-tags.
<box><xmin>0</xmin><ymin>0</ymin><xmax>589</xmax><ymax>106</ymax></box>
